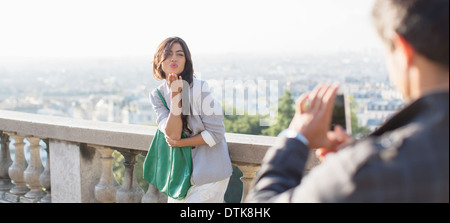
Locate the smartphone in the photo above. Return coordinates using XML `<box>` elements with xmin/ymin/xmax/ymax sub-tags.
<box><xmin>331</xmin><ymin>93</ymin><xmax>352</xmax><ymax>135</ymax></box>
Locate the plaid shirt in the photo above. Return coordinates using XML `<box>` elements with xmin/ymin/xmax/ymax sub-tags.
<box><xmin>246</xmin><ymin>92</ymin><xmax>449</xmax><ymax>203</ymax></box>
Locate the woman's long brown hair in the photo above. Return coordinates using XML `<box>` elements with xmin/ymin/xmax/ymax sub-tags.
<box><xmin>153</xmin><ymin>37</ymin><xmax>193</xmax><ymax>135</ymax></box>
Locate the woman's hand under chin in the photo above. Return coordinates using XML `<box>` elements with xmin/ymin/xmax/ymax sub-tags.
<box><xmin>167</xmin><ymin>73</ymin><xmax>183</xmax><ymax>93</ymax></box>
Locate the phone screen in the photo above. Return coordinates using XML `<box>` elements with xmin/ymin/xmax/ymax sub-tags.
<box><xmin>331</xmin><ymin>94</ymin><xmax>347</xmax><ymax>131</ymax></box>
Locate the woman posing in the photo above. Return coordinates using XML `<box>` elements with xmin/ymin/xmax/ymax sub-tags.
<box><xmin>149</xmin><ymin>37</ymin><xmax>232</xmax><ymax>203</ymax></box>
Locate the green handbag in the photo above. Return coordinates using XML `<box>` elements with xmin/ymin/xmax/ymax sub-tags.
<box><xmin>143</xmin><ymin>89</ymin><xmax>192</xmax><ymax>200</ymax></box>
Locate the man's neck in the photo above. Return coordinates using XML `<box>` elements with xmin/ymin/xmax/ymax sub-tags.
<box><xmin>409</xmin><ymin>58</ymin><xmax>449</xmax><ymax>100</ymax></box>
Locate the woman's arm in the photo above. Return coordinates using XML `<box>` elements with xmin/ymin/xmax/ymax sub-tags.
<box><xmin>150</xmin><ymin>89</ymin><xmax>170</xmax><ymax>133</ymax></box>
<box><xmin>164</xmin><ymin>74</ymin><xmax>184</xmax><ymax>140</ymax></box>
<box><xmin>164</xmin><ymin>91</ymin><xmax>183</xmax><ymax>140</ymax></box>
<box><xmin>165</xmin><ymin>134</ymin><xmax>207</xmax><ymax>147</ymax></box>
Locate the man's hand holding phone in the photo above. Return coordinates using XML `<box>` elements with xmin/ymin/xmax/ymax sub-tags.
<box><xmin>315</xmin><ymin>91</ymin><xmax>355</xmax><ymax>162</ymax></box>
<box><xmin>289</xmin><ymin>84</ymin><xmax>341</xmax><ymax>149</ymax></box>
<box><xmin>288</xmin><ymin>84</ymin><xmax>355</xmax><ymax>161</ymax></box>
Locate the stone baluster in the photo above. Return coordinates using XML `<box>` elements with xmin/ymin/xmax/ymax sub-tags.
<box><xmin>0</xmin><ymin>131</ymin><xmax>13</xmax><ymax>199</ymax></box>
<box><xmin>94</xmin><ymin>145</ymin><xmax>119</xmax><ymax>203</ymax></box>
<box><xmin>5</xmin><ymin>132</ymin><xmax>29</xmax><ymax>202</ymax></box>
<box><xmin>21</xmin><ymin>136</ymin><xmax>45</xmax><ymax>203</ymax></box>
<box><xmin>140</xmin><ymin>151</ymin><xmax>167</xmax><ymax>203</ymax></box>
<box><xmin>39</xmin><ymin>139</ymin><xmax>51</xmax><ymax>203</ymax></box>
<box><xmin>115</xmin><ymin>149</ymin><xmax>144</xmax><ymax>203</ymax></box>
<box><xmin>234</xmin><ymin>163</ymin><xmax>260</xmax><ymax>203</ymax></box>
<box><xmin>0</xmin><ymin>131</ymin><xmax>13</xmax><ymax>194</ymax></box>
<box><xmin>142</xmin><ymin>181</ymin><xmax>168</xmax><ymax>203</ymax></box>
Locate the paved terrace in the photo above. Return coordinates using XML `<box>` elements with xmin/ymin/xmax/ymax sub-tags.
<box><xmin>0</xmin><ymin>109</ymin><xmax>319</xmax><ymax>203</ymax></box>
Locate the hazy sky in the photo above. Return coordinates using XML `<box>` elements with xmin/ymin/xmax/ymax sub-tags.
<box><xmin>0</xmin><ymin>0</ymin><xmax>380</xmax><ymax>58</ymax></box>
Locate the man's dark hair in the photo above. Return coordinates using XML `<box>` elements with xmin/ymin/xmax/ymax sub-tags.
<box><xmin>372</xmin><ymin>0</ymin><xmax>449</xmax><ymax>68</ymax></box>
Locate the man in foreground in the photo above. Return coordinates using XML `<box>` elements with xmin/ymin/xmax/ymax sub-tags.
<box><xmin>246</xmin><ymin>0</ymin><xmax>449</xmax><ymax>202</ymax></box>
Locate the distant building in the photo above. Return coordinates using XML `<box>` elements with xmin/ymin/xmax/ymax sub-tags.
<box><xmin>358</xmin><ymin>98</ymin><xmax>405</xmax><ymax>131</ymax></box>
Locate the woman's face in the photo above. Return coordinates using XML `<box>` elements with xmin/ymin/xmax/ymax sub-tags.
<box><xmin>162</xmin><ymin>42</ymin><xmax>186</xmax><ymax>77</ymax></box>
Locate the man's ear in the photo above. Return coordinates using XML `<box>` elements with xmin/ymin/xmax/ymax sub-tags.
<box><xmin>392</xmin><ymin>32</ymin><xmax>415</xmax><ymax>68</ymax></box>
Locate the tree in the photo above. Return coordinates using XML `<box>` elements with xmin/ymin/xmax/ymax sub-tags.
<box><xmin>223</xmin><ymin>105</ymin><xmax>268</xmax><ymax>135</ymax></box>
<box><xmin>262</xmin><ymin>90</ymin><xmax>295</xmax><ymax>136</ymax></box>
<box><xmin>222</xmin><ymin>90</ymin><xmax>296</xmax><ymax>136</ymax></box>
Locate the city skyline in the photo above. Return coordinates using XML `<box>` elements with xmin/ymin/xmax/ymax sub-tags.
<box><xmin>0</xmin><ymin>50</ymin><xmax>402</xmax><ymax>134</ymax></box>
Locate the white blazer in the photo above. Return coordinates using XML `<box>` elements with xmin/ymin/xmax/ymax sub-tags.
<box><xmin>149</xmin><ymin>77</ymin><xmax>233</xmax><ymax>186</ymax></box>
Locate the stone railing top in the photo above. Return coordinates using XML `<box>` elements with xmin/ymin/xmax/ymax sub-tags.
<box><xmin>0</xmin><ymin>109</ymin><xmax>276</xmax><ymax>165</ymax></box>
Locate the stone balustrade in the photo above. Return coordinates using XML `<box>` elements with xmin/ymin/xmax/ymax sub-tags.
<box><xmin>0</xmin><ymin>109</ymin><xmax>319</xmax><ymax>203</ymax></box>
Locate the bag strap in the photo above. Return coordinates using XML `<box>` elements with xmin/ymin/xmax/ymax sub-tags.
<box><xmin>156</xmin><ymin>89</ymin><xmax>169</xmax><ymax>110</ymax></box>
